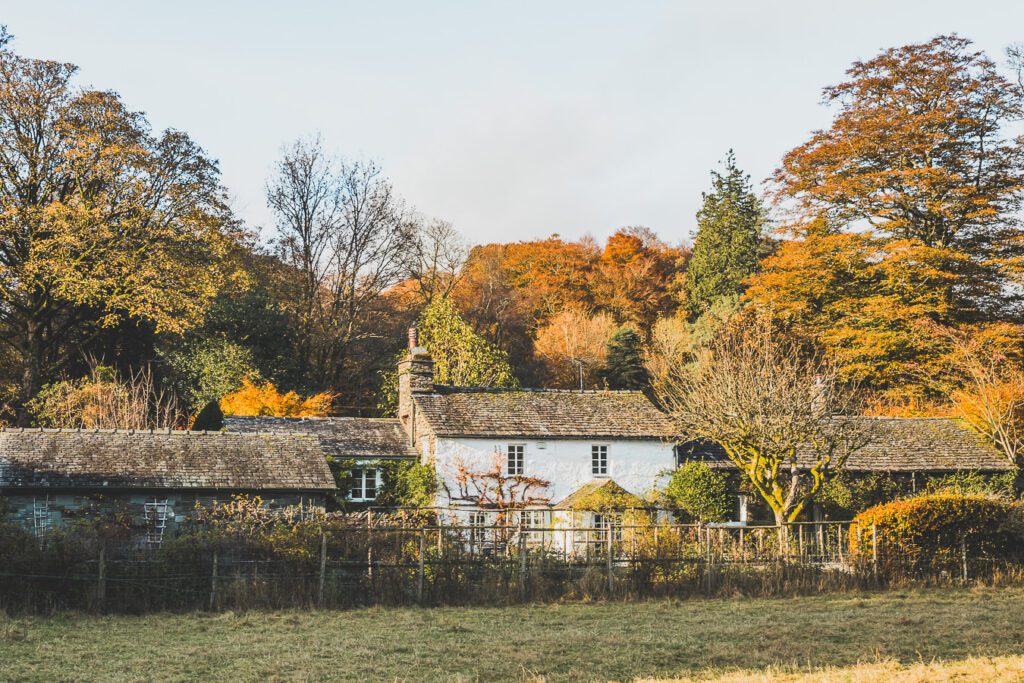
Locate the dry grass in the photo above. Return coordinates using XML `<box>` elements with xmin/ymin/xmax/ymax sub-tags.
<box><xmin>647</xmin><ymin>655</ymin><xmax>1024</xmax><ymax>682</ymax></box>
<box><xmin>3</xmin><ymin>588</ymin><xmax>1024</xmax><ymax>681</ymax></box>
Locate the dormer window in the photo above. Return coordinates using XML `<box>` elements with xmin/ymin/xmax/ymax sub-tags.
<box><xmin>591</xmin><ymin>445</ymin><xmax>608</xmax><ymax>476</ymax></box>
<box><xmin>507</xmin><ymin>444</ymin><xmax>524</xmax><ymax>475</ymax></box>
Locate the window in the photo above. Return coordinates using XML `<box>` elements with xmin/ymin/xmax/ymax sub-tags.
<box><xmin>591</xmin><ymin>445</ymin><xmax>608</xmax><ymax>476</ymax></box>
<box><xmin>592</xmin><ymin>512</ymin><xmax>623</xmax><ymax>542</ymax></box>
<box><xmin>468</xmin><ymin>511</ymin><xmax>489</xmax><ymax>547</ymax></box>
<box><xmin>520</xmin><ymin>509</ymin><xmax>547</xmax><ymax>544</ymax></box>
<box><xmin>507</xmin><ymin>444</ymin><xmax>524</xmax><ymax>475</ymax></box>
<box><xmin>349</xmin><ymin>468</ymin><xmax>380</xmax><ymax>501</ymax></box>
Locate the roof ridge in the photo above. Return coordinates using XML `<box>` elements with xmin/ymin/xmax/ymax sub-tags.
<box><xmin>432</xmin><ymin>385</ymin><xmax>645</xmax><ymax>395</ymax></box>
<box><xmin>0</xmin><ymin>427</ymin><xmax>320</xmax><ymax>438</ymax></box>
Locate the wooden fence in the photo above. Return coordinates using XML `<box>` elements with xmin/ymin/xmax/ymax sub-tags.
<box><xmin>1</xmin><ymin>520</ymin><xmax>1018</xmax><ymax>613</ymax></box>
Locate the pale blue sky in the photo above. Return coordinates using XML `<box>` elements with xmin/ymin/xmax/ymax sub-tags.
<box><xmin>6</xmin><ymin>1</ymin><xmax>1024</xmax><ymax>245</ymax></box>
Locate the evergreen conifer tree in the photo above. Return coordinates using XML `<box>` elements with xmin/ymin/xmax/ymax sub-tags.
<box><xmin>686</xmin><ymin>151</ymin><xmax>766</xmax><ymax>316</ymax></box>
<box><xmin>601</xmin><ymin>327</ymin><xmax>648</xmax><ymax>390</ymax></box>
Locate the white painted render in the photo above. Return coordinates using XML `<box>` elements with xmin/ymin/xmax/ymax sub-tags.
<box><xmin>431</xmin><ymin>436</ymin><xmax>675</xmax><ymax>508</ymax></box>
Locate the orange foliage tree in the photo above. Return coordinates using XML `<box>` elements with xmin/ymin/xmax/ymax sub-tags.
<box><xmin>589</xmin><ymin>227</ymin><xmax>688</xmax><ymax>329</ymax></box>
<box><xmin>532</xmin><ymin>307</ymin><xmax>617</xmax><ymax>388</ymax></box>
<box><xmin>748</xmin><ymin>35</ymin><xmax>1024</xmax><ymax>407</ymax></box>
<box><xmin>219</xmin><ymin>378</ymin><xmax>335</xmax><ymax>417</ymax></box>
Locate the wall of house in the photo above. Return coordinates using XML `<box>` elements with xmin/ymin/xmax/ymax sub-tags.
<box><xmin>1</xmin><ymin>491</ymin><xmax>326</xmax><ymax>541</ymax></box>
<box><xmin>432</xmin><ymin>437</ymin><xmax>674</xmax><ymax>509</ymax></box>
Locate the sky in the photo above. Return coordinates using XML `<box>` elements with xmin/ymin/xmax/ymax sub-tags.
<box><xmin>6</xmin><ymin>1</ymin><xmax>1024</xmax><ymax>246</ymax></box>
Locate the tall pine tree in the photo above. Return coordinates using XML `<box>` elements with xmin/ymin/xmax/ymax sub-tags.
<box><xmin>686</xmin><ymin>151</ymin><xmax>766</xmax><ymax>316</ymax></box>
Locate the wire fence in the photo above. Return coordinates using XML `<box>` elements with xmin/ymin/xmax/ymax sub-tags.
<box><xmin>2</xmin><ymin>519</ymin><xmax>1022</xmax><ymax>613</ymax></box>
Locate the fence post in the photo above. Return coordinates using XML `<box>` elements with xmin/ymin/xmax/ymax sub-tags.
<box><xmin>96</xmin><ymin>546</ymin><xmax>106</xmax><ymax>612</ymax></box>
<box><xmin>318</xmin><ymin>531</ymin><xmax>327</xmax><ymax>608</ymax></box>
<box><xmin>519</xmin><ymin>523</ymin><xmax>528</xmax><ymax>602</ymax></box>
<box><xmin>606</xmin><ymin>522</ymin><xmax>614</xmax><ymax>596</ymax></box>
<box><xmin>871</xmin><ymin>524</ymin><xmax>878</xmax><ymax>581</ymax></box>
<box><xmin>209</xmin><ymin>550</ymin><xmax>218</xmax><ymax>611</ymax></box>
<box><xmin>417</xmin><ymin>529</ymin><xmax>425</xmax><ymax>604</ymax></box>
<box><xmin>961</xmin><ymin>536</ymin><xmax>968</xmax><ymax>583</ymax></box>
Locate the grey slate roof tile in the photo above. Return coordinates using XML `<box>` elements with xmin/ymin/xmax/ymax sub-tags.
<box><xmin>223</xmin><ymin>416</ymin><xmax>417</xmax><ymax>459</ymax></box>
<box><xmin>679</xmin><ymin>417</ymin><xmax>1010</xmax><ymax>472</ymax></box>
<box><xmin>413</xmin><ymin>387</ymin><xmax>674</xmax><ymax>439</ymax></box>
<box><xmin>0</xmin><ymin>430</ymin><xmax>336</xmax><ymax>490</ymax></box>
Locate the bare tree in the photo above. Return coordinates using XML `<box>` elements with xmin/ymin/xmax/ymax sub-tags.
<box><xmin>941</xmin><ymin>327</ymin><xmax>1024</xmax><ymax>467</ymax></box>
<box><xmin>445</xmin><ymin>452</ymin><xmax>551</xmax><ymax>526</ymax></box>
<box><xmin>658</xmin><ymin>315</ymin><xmax>864</xmax><ymax>525</ymax></box>
<box><xmin>29</xmin><ymin>363</ymin><xmax>182</xmax><ymax>429</ymax></box>
<box><xmin>407</xmin><ymin>218</ymin><xmax>468</xmax><ymax>304</ymax></box>
<box><xmin>1009</xmin><ymin>43</ymin><xmax>1024</xmax><ymax>89</ymax></box>
<box><xmin>267</xmin><ymin>137</ymin><xmax>417</xmax><ymax>387</ymax></box>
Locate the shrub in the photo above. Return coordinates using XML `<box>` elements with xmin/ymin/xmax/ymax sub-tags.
<box><xmin>923</xmin><ymin>470</ymin><xmax>1017</xmax><ymax>499</ymax></box>
<box><xmin>851</xmin><ymin>493</ymin><xmax>1023</xmax><ymax>569</ymax></box>
<box><xmin>663</xmin><ymin>461</ymin><xmax>732</xmax><ymax>522</ymax></box>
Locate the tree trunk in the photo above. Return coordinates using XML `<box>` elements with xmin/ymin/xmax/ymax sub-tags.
<box><xmin>17</xmin><ymin>318</ymin><xmax>44</xmax><ymax>426</ymax></box>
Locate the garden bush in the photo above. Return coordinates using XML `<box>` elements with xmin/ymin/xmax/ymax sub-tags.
<box><xmin>663</xmin><ymin>461</ymin><xmax>732</xmax><ymax>522</ymax></box>
<box><xmin>851</xmin><ymin>493</ymin><xmax>1024</xmax><ymax>569</ymax></box>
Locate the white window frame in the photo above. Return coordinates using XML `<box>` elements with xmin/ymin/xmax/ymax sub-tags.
<box><xmin>506</xmin><ymin>443</ymin><xmax>525</xmax><ymax>475</ymax></box>
<box><xmin>468</xmin><ymin>510</ymin><xmax>489</xmax><ymax>546</ymax></box>
<box><xmin>349</xmin><ymin>468</ymin><xmax>381</xmax><ymax>502</ymax></box>
<box><xmin>519</xmin><ymin>509</ymin><xmax>547</xmax><ymax>544</ymax></box>
<box><xmin>591</xmin><ymin>444</ymin><xmax>609</xmax><ymax>476</ymax></box>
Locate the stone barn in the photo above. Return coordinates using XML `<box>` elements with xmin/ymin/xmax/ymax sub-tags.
<box><xmin>0</xmin><ymin>428</ymin><xmax>336</xmax><ymax>542</ymax></box>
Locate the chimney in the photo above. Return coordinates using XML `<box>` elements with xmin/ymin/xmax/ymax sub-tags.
<box><xmin>398</xmin><ymin>326</ymin><xmax>435</xmax><ymax>434</ymax></box>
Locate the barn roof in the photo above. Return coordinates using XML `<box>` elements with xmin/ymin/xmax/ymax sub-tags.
<box><xmin>678</xmin><ymin>417</ymin><xmax>1010</xmax><ymax>473</ymax></box>
<box><xmin>223</xmin><ymin>416</ymin><xmax>417</xmax><ymax>460</ymax></box>
<box><xmin>413</xmin><ymin>387</ymin><xmax>674</xmax><ymax>439</ymax></box>
<box><xmin>0</xmin><ymin>429</ymin><xmax>336</xmax><ymax>491</ymax></box>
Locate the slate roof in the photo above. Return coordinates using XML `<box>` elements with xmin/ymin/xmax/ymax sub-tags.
<box><xmin>678</xmin><ymin>417</ymin><xmax>1010</xmax><ymax>472</ymax></box>
<box><xmin>0</xmin><ymin>429</ymin><xmax>336</xmax><ymax>491</ymax></box>
<box><xmin>223</xmin><ymin>416</ymin><xmax>417</xmax><ymax>460</ymax></box>
<box><xmin>413</xmin><ymin>387</ymin><xmax>674</xmax><ymax>439</ymax></box>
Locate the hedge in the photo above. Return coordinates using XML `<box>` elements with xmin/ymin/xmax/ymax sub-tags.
<box><xmin>850</xmin><ymin>493</ymin><xmax>1023</xmax><ymax>569</ymax></box>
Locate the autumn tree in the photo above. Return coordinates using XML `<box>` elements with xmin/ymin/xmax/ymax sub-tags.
<box><xmin>941</xmin><ymin>325</ymin><xmax>1024</xmax><ymax>467</ymax></box>
<box><xmin>533</xmin><ymin>307</ymin><xmax>616</xmax><ymax>388</ymax></box>
<box><xmin>644</xmin><ymin>316</ymin><xmax>693</xmax><ymax>398</ymax></box>
<box><xmin>658</xmin><ymin>315</ymin><xmax>864</xmax><ymax>525</ymax></box>
<box><xmin>267</xmin><ymin>137</ymin><xmax>417</xmax><ymax>391</ymax></box>
<box><xmin>219</xmin><ymin>378</ymin><xmax>335</xmax><ymax>417</ymax></box>
<box><xmin>589</xmin><ymin>227</ymin><xmax>688</xmax><ymax>328</ymax></box>
<box><xmin>686</xmin><ymin>151</ymin><xmax>766</xmax><ymax>316</ymax></box>
<box><xmin>0</xmin><ymin>38</ymin><xmax>241</xmax><ymax>421</ymax></box>
<box><xmin>749</xmin><ymin>35</ymin><xmax>1024</xmax><ymax>404</ymax></box>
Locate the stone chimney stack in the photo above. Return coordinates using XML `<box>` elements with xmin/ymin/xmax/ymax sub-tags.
<box><xmin>398</xmin><ymin>326</ymin><xmax>435</xmax><ymax>434</ymax></box>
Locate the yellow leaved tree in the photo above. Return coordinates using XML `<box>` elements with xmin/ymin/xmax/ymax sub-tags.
<box><xmin>219</xmin><ymin>379</ymin><xmax>335</xmax><ymax>417</ymax></box>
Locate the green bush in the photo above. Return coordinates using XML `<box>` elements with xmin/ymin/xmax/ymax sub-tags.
<box><xmin>663</xmin><ymin>461</ymin><xmax>732</xmax><ymax>523</ymax></box>
<box><xmin>851</xmin><ymin>493</ymin><xmax>1023</xmax><ymax>567</ymax></box>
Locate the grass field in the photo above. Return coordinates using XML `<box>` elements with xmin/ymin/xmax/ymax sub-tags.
<box><xmin>4</xmin><ymin>588</ymin><xmax>1024</xmax><ymax>682</ymax></box>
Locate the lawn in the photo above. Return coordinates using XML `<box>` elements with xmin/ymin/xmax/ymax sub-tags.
<box><xmin>4</xmin><ymin>588</ymin><xmax>1024</xmax><ymax>682</ymax></box>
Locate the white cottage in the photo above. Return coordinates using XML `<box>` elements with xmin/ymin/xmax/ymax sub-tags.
<box><xmin>397</xmin><ymin>329</ymin><xmax>677</xmax><ymax>531</ymax></box>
